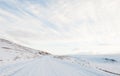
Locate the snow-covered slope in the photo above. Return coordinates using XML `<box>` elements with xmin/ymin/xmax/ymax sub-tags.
<box><xmin>0</xmin><ymin>38</ymin><xmax>120</xmax><ymax>76</ymax></box>
<box><xmin>79</xmin><ymin>55</ymin><xmax>120</xmax><ymax>75</ymax></box>
<box><xmin>0</xmin><ymin>38</ymin><xmax>50</xmax><ymax>66</ymax></box>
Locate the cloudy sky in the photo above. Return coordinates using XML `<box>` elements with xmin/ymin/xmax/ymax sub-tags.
<box><xmin>0</xmin><ymin>0</ymin><xmax>120</xmax><ymax>55</ymax></box>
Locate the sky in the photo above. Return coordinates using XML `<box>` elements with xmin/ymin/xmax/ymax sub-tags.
<box><xmin>0</xmin><ymin>0</ymin><xmax>120</xmax><ymax>55</ymax></box>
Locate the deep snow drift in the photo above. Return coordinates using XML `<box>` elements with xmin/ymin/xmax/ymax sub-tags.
<box><xmin>0</xmin><ymin>38</ymin><xmax>120</xmax><ymax>76</ymax></box>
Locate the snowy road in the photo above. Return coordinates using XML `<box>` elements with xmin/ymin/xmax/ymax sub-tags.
<box><xmin>0</xmin><ymin>56</ymin><xmax>117</xmax><ymax>76</ymax></box>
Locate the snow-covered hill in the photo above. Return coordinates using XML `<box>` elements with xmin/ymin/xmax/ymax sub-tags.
<box><xmin>0</xmin><ymin>38</ymin><xmax>50</xmax><ymax>66</ymax></box>
<box><xmin>0</xmin><ymin>38</ymin><xmax>120</xmax><ymax>76</ymax></box>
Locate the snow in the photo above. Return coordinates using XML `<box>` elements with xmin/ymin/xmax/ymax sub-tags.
<box><xmin>0</xmin><ymin>38</ymin><xmax>120</xmax><ymax>76</ymax></box>
<box><xmin>0</xmin><ymin>55</ymin><xmax>120</xmax><ymax>76</ymax></box>
<box><xmin>0</xmin><ymin>38</ymin><xmax>50</xmax><ymax>66</ymax></box>
<box><xmin>0</xmin><ymin>56</ymin><xmax>115</xmax><ymax>76</ymax></box>
<box><xmin>71</xmin><ymin>55</ymin><xmax>120</xmax><ymax>75</ymax></box>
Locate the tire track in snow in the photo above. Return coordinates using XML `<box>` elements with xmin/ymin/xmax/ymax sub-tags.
<box><xmin>98</xmin><ymin>68</ymin><xmax>120</xmax><ymax>76</ymax></box>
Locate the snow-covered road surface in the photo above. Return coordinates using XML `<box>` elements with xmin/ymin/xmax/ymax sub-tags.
<box><xmin>0</xmin><ymin>56</ymin><xmax>117</xmax><ymax>76</ymax></box>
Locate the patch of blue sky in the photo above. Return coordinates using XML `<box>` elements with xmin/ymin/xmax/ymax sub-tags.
<box><xmin>20</xmin><ymin>8</ymin><xmax>35</xmax><ymax>17</ymax></box>
<box><xmin>19</xmin><ymin>0</ymin><xmax>51</xmax><ymax>7</ymax></box>
<box><xmin>0</xmin><ymin>1</ymin><xmax>23</xmax><ymax>16</ymax></box>
<box><xmin>24</xmin><ymin>10</ymin><xmax>60</xmax><ymax>31</ymax></box>
<box><xmin>40</xmin><ymin>18</ymin><xmax>59</xmax><ymax>31</ymax></box>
